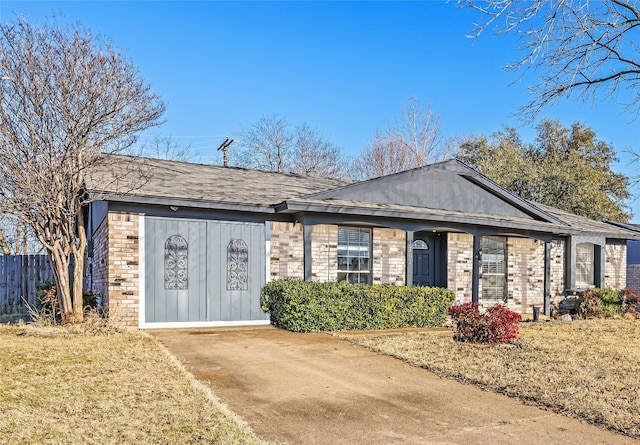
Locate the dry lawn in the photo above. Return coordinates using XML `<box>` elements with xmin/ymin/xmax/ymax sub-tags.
<box><xmin>0</xmin><ymin>323</ymin><xmax>269</xmax><ymax>445</ymax></box>
<box><xmin>338</xmin><ymin>320</ymin><xmax>640</xmax><ymax>439</ymax></box>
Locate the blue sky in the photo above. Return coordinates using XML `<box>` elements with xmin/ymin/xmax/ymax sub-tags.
<box><xmin>1</xmin><ymin>1</ymin><xmax>639</xmax><ymax>219</ymax></box>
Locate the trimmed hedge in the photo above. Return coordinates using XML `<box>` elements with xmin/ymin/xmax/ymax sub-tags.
<box><xmin>260</xmin><ymin>279</ymin><xmax>455</xmax><ymax>332</ymax></box>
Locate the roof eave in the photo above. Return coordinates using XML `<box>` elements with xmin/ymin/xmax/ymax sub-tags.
<box><xmin>278</xmin><ymin>200</ymin><xmax>570</xmax><ymax>235</ymax></box>
<box><xmin>94</xmin><ymin>193</ymin><xmax>276</xmax><ymax>214</ymax></box>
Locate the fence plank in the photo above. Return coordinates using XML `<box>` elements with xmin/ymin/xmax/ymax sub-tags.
<box><xmin>0</xmin><ymin>255</ymin><xmax>51</xmax><ymax>320</ymax></box>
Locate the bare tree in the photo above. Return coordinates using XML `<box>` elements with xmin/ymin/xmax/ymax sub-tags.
<box><xmin>0</xmin><ymin>227</ymin><xmax>10</xmax><ymax>255</ymax></box>
<box><xmin>0</xmin><ymin>214</ymin><xmax>43</xmax><ymax>255</ymax></box>
<box><xmin>291</xmin><ymin>124</ymin><xmax>349</xmax><ymax>179</ymax></box>
<box><xmin>129</xmin><ymin>135</ymin><xmax>194</xmax><ymax>162</ymax></box>
<box><xmin>353</xmin><ymin>132</ymin><xmax>413</xmax><ymax>179</ymax></box>
<box><xmin>459</xmin><ymin>0</ymin><xmax>640</xmax><ymax>119</ymax></box>
<box><xmin>237</xmin><ymin>114</ymin><xmax>293</xmax><ymax>172</ymax></box>
<box><xmin>236</xmin><ymin>114</ymin><xmax>348</xmax><ymax>178</ymax></box>
<box><xmin>0</xmin><ymin>18</ymin><xmax>164</xmax><ymax>322</ymax></box>
<box><xmin>353</xmin><ymin>97</ymin><xmax>448</xmax><ymax>179</ymax></box>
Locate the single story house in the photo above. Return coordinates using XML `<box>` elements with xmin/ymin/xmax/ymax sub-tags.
<box><xmin>85</xmin><ymin>155</ymin><xmax>640</xmax><ymax>328</ymax></box>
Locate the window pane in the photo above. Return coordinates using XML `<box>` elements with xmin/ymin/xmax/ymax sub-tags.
<box><xmin>336</xmin><ymin>227</ymin><xmax>371</xmax><ymax>284</ymax></box>
<box><xmin>576</xmin><ymin>243</ymin><xmax>594</xmax><ymax>286</ymax></box>
<box><xmin>482</xmin><ymin>236</ymin><xmax>506</xmax><ymax>302</ymax></box>
<box><xmin>412</xmin><ymin>239</ymin><xmax>428</xmax><ymax>250</ymax></box>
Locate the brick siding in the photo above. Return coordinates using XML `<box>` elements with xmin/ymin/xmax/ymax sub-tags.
<box><xmin>627</xmin><ymin>264</ymin><xmax>640</xmax><ymax>292</ymax></box>
<box><xmin>447</xmin><ymin>233</ymin><xmax>473</xmax><ymax>303</ymax></box>
<box><xmin>505</xmin><ymin>237</ymin><xmax>545</xmax><ymax>313</ymax></box>
<box><xmin>549</xmin><ymin>239</ymin><xmax>565</xmax><ymax>296</ymax></box>
<box><xmin>605</xmin><ymin>240</ymin><xmax>626</xmax><ymax>290</ymax></box>
<box><xmin>89</xmin><ymin>216</ymin><xmax>109</xmax><ymax>308</ymax></box>
<box><xmin>311</xmin><ymin>224</ymin><xmax>338</xmax><ymax>282</ymax></box>
<box><xmin>269</xmin><ymin>221</ymin><xmax>304</xmax><ymax>280</ymax></box>
<box><xmin>103</xmin><ymin>211</ymin><xmax>140</xmax><ymax>327</ymax></box>
<box><xmin>372</xmin><ymin>228</ymin><xmax>406</xmax><ymax>285</ymax></box>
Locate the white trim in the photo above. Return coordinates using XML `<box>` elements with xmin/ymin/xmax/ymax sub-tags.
<box><xmin>140</xmin><ymin>320</ymin><xmax>271</xmax><ymax>329</ymax></box>
<box><xmin>265</xmin><ymin>221</ymin><xmax>271</xmax><ymax>283</ymax></box>
<box><xmin>138</xmin><ymin>214</ymin><xmax>146</xmax><ymax>328</ymax></box>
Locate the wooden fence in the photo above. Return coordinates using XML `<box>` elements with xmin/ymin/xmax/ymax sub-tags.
<box><xmin>0</xmin><ymin>255</ymin><xmax>53</xmax><ymax>321</ymax></box>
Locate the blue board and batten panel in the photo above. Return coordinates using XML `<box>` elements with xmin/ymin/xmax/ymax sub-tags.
<box><xmin>314</xmin><ymin>169</ymin><xmax>536</xmax><ymax>220</ymax></box>
<box><xmin>145</xmin><ymin>217</ymin><xmax>267</xmax><ymax>324</ymax></box>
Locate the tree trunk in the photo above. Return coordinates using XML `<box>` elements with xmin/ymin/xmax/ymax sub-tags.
<box><xmin>71</xmin><ymin>212</ymin><xmax>87</xmax><ymax>319</ymax></box>
<box><xmin>0</xmin><ymin>227</ymin><xmax>10</xmax><ymax>255</ymax></box>
<box><xmin>47</xmin><ymin>246</ymin><xmax>73</xmax><ymax>321</ymax></box>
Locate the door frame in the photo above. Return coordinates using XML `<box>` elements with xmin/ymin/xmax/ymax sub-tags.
<box><xmin>407</xmin><ymin>231</ymin><xmax>446</xmax><ymax>287</ymax></box>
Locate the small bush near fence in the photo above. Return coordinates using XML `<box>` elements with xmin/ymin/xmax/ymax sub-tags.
<box><xmin>575</xmin><ymin>288</ymin><xmax>640</xmax><ymax>319</ymax></box>
<box><xmin>260</xmin><ymin>279</ymin><xmax>455</xmax><ymax>332</ymax></box>
<box><xmin>449</xmin><ymin>302</ymin><xmax>522</xmax><ymax>344</ymax></box>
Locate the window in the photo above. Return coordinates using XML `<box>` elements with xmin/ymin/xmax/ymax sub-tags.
<box><xmin>412</xmin><ymin>239</ymin><xmax>429</xmax><ymax>250</ymax></box>
<box><xmin>576</xmin><ymin>243</ymin><xmax>594</xmax><ymax>287</ymax></box>
<box><xmin>227</xmin><ymin>239</ymin><xmax>249</xmax><ymax>291</ymax></box>
<box><xmin>481</xmin><ymin>236</ymin><xmax>506</xmax><ymax>302</ymax></box>
<box><xmin>337</xmin><ymin>227</ymin><xmax>371</xmax><ymax>284</ymax></box>
<box><xmin>164</xmin><ymin>235</ymin><xmax>188</xmax><ymax>290</ymax></box>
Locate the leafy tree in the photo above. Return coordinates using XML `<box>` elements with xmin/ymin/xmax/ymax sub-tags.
<box><xmin>0</xmin><ymin>18</ymin><xmax>165</xmax><ymax>322</ymax></box>
<box><xmin>458</xmin><ymin>0</ymin><xmax>640</xmax><ymax>119</ymax></box>
<box><xmin>236</xmin><ymin>114</ymin><xmax>349</xmax><ymax>178</ymax></box>
<box><xmin>352</xmin><ymin>97</ymin><xmax>451</xmax><ymax>179</ymax></box>
<box><xmin>458</xmin><ymin>119</ymin><xmax>631</xmax><ymax>222</ymax></box>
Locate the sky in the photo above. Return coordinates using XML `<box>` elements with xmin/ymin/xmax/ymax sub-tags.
<box><xmin>1</xmin><ymin>1</ymin><xmax>639</xmax><ymax>220</ymax></box>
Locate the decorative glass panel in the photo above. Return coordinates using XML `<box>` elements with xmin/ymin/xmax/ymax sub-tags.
<box><xmin>412</xmin><ymin>239</ymin><xmax>429</xmax><ymax>250</ymax></box>
<box><xmin>165</xmin><ymin>235</ymin><xmax>188</xmax><ymax>290</ymax></box>
<box><xmin>481</xmin><ymin>236</ymin><xmax>506</xmax><ymax>302</ymax></box>
<box><xmin>576</xmin><ymin>243</ymin><xmax>594</xmax><ymax>287</ymax></box>
<box><xmin>227</xmin><ymin>239</ymin><xmax>249</xmax><ymax>291</ymax></box>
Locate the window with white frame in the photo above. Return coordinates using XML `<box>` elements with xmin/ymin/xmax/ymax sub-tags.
<box><xmin>337</xmin><ymin>227</ymin><xmax>371</xmax><ymax>284</ymax></box>
<box><xmin>575</xmin><ymin>243</ymin><xmax>595</xmax><ymax>287</ymax></box>
<box><xmin>482</xmin><ymin>236</ymin><xmax>506</xmax><ymax>302</ymax></box>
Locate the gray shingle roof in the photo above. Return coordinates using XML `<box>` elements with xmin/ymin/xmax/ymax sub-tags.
<box><xmin>533</xmin><ymin>203</ymin><xmax>640</xmax><ymax>239</ymax></box>
<box><xmin>86</xmin><ymin>155</ymin><xmax>350</xmax><ymax>209</ymax></box>
<box><xmin>86</xmin><ymin>155</ymin><xmax>640</xmax><ymax>240</ymax></box>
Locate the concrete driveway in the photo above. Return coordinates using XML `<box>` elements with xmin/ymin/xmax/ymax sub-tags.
<box><xmin>152</xmin><ymin>326</ymin><xmax>636</xmax><ymax>445</ymax></box>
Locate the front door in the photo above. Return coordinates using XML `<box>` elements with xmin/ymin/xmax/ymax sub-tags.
<box><xmin>412</xmin><ymin>236</ymin><xmax>435</xmax><ymax>286</ymax></box>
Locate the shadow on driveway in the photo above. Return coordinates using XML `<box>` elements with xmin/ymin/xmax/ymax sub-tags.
<box><xmin>152</xmin><ymin>326</ymin><xmax>636</xmax><ymax>445</ymax></box>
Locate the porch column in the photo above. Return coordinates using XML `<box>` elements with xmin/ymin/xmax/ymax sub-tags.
<box><xmin>544</xmin><ymin>242</ymin><xmax>551</xmax><ymax>316</ymax></box>
<box><xmin>472</xmin><ymin>235</ymin><xmax>481</xmax><ymax>304</ymax></box>
<box><xmin>406</xmin><ymin>231</ymin><xmax>414</xmax><ymax>285</ymax></box>
<box><xmin>303</xmin><ymin>223</ymin><xmax>312</xmax><ymax>281</ymax></box>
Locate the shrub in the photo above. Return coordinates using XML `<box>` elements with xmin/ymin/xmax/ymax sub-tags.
<box><xmin>620</xmin><ymin>288</ymin><xmax>640</xmax><ymax>315</ymax></box>
<box><xmin>448</xmin><ymin>302</ymin><xmax>521</xmax><ymax>344</ymax></box>
<box><xmin>575</xmin><ymin>289</ymin><xmax>604</xmax><ymax>319</ymax></box>
<box><xmin>575</xmin><ymin>288</ymin><xmax>639</xmax><ymax>318</ymax></box>
<box><xmin>32</xmin><ymin>281</ymin><xmax>100</xmax><ymax>325</ymax></box>
<box><xmin>260</xmin><ymin>279</ymin><xmax>455</xmax><ymax>332</ymax></box>
<box><xmin>599</xmin><ymin>288</ymin><xmax>623</xmax><ymax>315</ymax></box>
<box><xmin>35</xmin><ymin>280</ymin><xmax>59</xmax><ymax>324</ymax></box>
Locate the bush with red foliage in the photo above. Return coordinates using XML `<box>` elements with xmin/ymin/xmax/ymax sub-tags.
<box><xmin>449</xmin><ymin>302</ymin><xmax>521</xmax><ymax>344</ymax></box>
